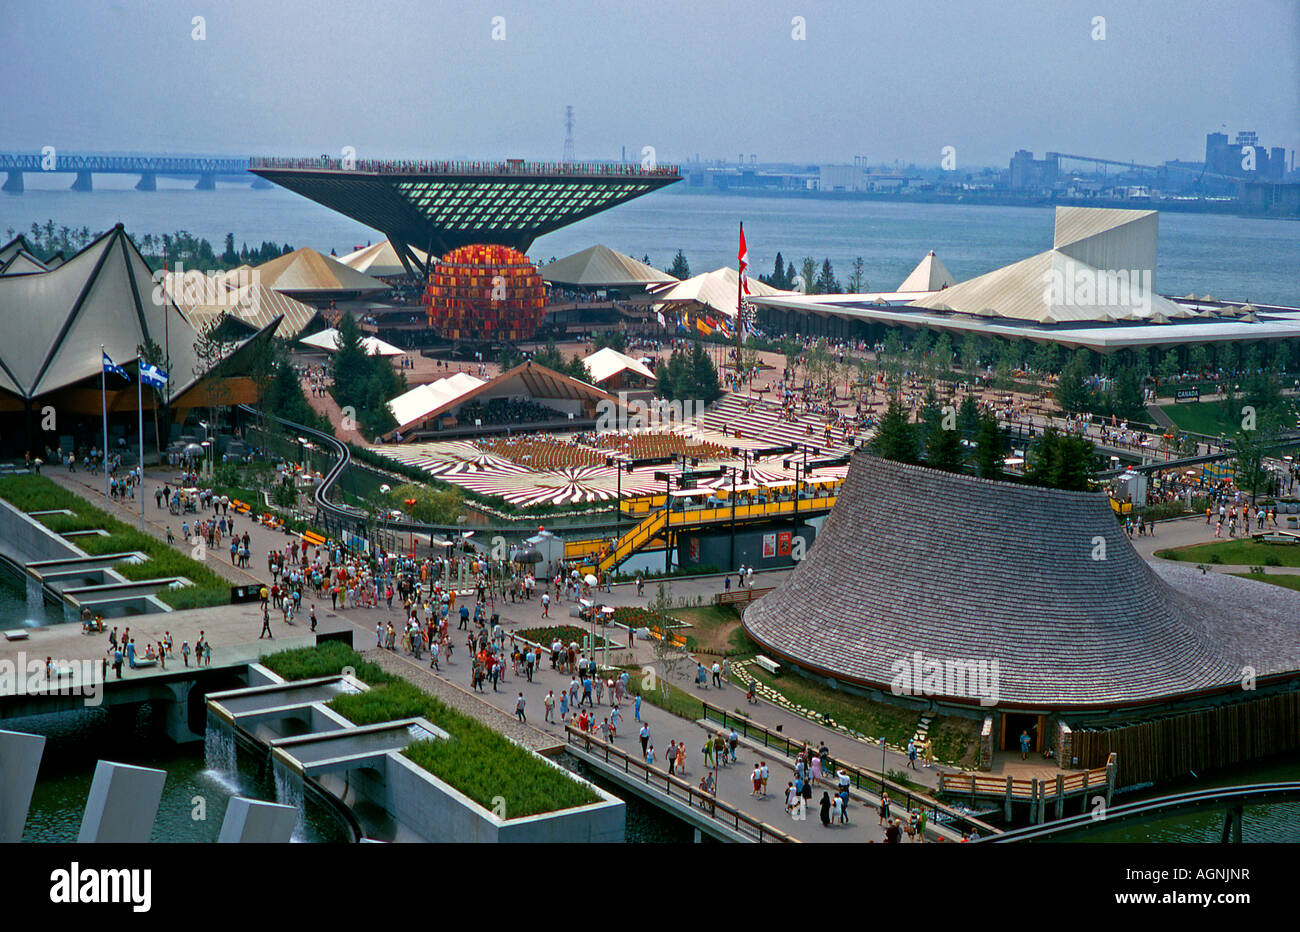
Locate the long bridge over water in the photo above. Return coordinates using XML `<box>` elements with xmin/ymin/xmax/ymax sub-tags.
<box><xmin>0</xmin><ymin>151</ymin><xmax>265</xmax><ymax>192</ymax></box>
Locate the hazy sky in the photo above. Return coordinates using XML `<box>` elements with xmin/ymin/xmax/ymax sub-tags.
<box><xmin>2</xmin><ymin>0</ymin><xmax>1296</xmax><ymax>168</ymax></box>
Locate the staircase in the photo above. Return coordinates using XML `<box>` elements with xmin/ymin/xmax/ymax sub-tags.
<box><xmin>586</xmin><ymin>507</ymin><xmax>668</xmax><ymax>576</ymax></box>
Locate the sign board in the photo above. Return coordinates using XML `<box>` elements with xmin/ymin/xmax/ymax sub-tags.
<box><xmin>1174</xmin><ymin>386</ymin><xmax>1200</xmax><ymax>404</ymax></box>
<box><xmin>762</xmin><ymin>533</ymin><xmax>777</xmax><ymax>558</ymax></box>
<box><xmin>777</xmin><ymin>531</ymin><xmax>792</xmax><ymax>556</ymax></box>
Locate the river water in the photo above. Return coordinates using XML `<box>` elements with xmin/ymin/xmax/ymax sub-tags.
<box><xmin>2</xmin><ymin>183</ymin><xmax>1296</xmax><ymax>306</ymax></box>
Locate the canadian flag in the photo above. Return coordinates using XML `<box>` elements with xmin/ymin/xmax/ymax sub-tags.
<box><xmin>737</xmin><ymin>222</ymin><xmax>750</xmax><ymax>296</ymax></box>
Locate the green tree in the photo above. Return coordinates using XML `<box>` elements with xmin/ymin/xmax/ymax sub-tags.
<box><xmin>1110</xmin><ymin>366</ymin><xmax>1146</xmax><ymax>420</ymax></box>
<box><xmin>974</xmin><ymin>410</ymin><xmax>1003</xmax><ymax>479</ymax></box>
<box><xmin>221</xmin><ymin>232</ymin><xmax>238</xmax><ymax>266</ymax></box>
<box><xmin>871</xmin><ymin>395</ymin><xmax>919</xmax><ymax>464</ymax></box>
<box><xmin>668</xmin><ymin>250</ymin><xmax>690</xmax><ymax>280</ymax></box>
<box><xmin>688</xmin><ymin>338</ymin><xmax>722</xmax><ymax>404</ymax></box>
<box><xmin>815</xmin><ymin>258</ymin><xmax>841</xmax><ymax>294</ymax></box>
<box><xmin>960</xmin><ymin>334</ymin><xmax>981</xmax><ymax>373</ymax></box>
<box><xmin>387</xmin><ymin>483</ymin><xmax>464</xmax><ymax>524</ymax></box>
<box><xmin>1055</xmin><ymin>354</ymin><xmax>1091</xmax><ymax>415</ymax></box>
<box><xmin>798</xmin><ymin>257</ymin><xmax>818</xmax><ymax>294</ymax></box>
<box><xmin>847</xmin><ymin>257</ymin><xmax>867</xmax><ymax>293</ymax></box>
<box><xmin>923</xmin><ymin>394</ymin><xmax>964</xmax><ymax>472</ymax></box>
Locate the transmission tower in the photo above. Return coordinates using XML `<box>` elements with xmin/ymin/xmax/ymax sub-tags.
<box><xmin>562</xmin><ymin>106</ymin><xmax>576</xmax><ymax>162</ymax></box>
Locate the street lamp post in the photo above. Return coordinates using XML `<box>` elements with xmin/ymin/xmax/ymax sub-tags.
<box><xmin>404</xmin><ymin>498</ymin><xmax>417</xmax><ymax>559</ymax></box>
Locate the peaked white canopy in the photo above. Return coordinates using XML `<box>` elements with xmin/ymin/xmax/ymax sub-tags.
<box><xmin>299</xmin><ymin>327</ymin><xmax>404</xmax><ymax>356</ymax></box>
<box><xmin>649</xmin><ymin>267</ymin><xmax>793</xmax><ymax>319</ymax></box>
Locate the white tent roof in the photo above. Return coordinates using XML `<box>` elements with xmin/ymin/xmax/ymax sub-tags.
<box><xmin>388</xmin><ymin>373</ymin><xmax>485</xmax><ymax>429</ymax></box>
<box><xmin>255</xmin><ymin>248</ymin><xmax>388</xmax><ymax>295</ymax></box>
<box><xmin>336</xmin><ymin>240</ymin><xmax>429</xmax><ymax>278</ymax></box>
<box><xmin>299</xmin><ymin>327</ymin><xmax>405</xmax><ymax>356</ymax></box>
<box><xmin>897</xmin><ymin>251</ymin><xmax>956</xmax><ymax>292</ymax></box>
<box><xmin>649</xmin><ymin>267</ymin><xmax>794</xmax><ymax>319</ymax></box>
<box><xmin>582</xmin><ymin>346</ymin><xmax>657</xmax><ymax>384</ymax></box>
<box><xmin>542</xmin><ymin>244</ymin><xmax>677</xmax><ymax>288</ymax></box>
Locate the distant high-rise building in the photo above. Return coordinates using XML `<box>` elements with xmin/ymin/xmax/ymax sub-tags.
<box><xmin>1206</xmin><ymin>129</ymin><xmax>1285</xmax><ymax>181</ymax></box>
<box><xmin>1008</xmin><ymin>150</ymin><xmax>1059</xmax><ymax>190</ymax></box>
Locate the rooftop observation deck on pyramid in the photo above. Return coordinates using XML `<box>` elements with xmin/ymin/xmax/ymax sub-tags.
<box><xmin>249</xmin><ymin>156</ymin><xmax>680</xmax><ymax>276</ymax></box>
<box><xmin>742</xmin><ymin>453</ymin><xmax>1300</xmax><ymax>712</ymax></box>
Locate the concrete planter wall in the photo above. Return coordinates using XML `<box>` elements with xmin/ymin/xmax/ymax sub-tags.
<box><xmin>212</xmin><ymin>663</ymin><xmax>625</xmax><ymax>843</ymax></box>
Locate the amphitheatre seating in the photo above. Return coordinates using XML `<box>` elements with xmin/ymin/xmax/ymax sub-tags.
<box><xmin>598</xmin><ymin>432</ymin><xmax>729</xmax><ymax>461</ymax></box>
<box><xmin>476</xmin><ymin>437</ymin><xmax>605</xmax><ymax>469</ymax></box>
<box><xmin>697</xmin><ymin>395</ymin><xmax>852</xmax><ymax>453</ymax></box>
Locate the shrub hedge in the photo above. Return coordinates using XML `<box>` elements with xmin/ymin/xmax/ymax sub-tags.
<box><xmin>262</xmin><ymin>644</ymin><xmax>600</xmax><ymax>817</ymax></box>
<box><xmin>0</xmin><ymin>475</ymin><xmax>230</xmax><ymax>609</ymax></box>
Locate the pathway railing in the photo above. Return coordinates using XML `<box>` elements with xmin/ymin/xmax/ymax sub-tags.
<box><xmin>563</xmin><ymin>725</ymin><xmax>796</xmax><ymax>843</ymax></box>
<box><xmin>700</xmin><ymin>701</ymin><xmax>1001</xmax><ymax>838</ymax></box>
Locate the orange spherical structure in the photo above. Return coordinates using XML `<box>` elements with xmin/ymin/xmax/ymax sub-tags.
<box><xmin>424</xmin><ymin>244</ymin><xmax>546</xmax><ymax>342</ymax></box>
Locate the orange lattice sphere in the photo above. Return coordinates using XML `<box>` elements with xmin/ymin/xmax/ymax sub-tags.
<box><xmin>424</xmin><ymin>244</ymin><xmax>546</xmax><ymax>342</ymax></box>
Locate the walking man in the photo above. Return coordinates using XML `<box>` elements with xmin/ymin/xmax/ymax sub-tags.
<box><xmin>515</xmin><ymin>692</ymin><xmax>526</xmax><ymax>723</ymax></box>
<box><xmin>260</xmin><ymin>604</ymin><xmax>273</xmax><ymax>639</ymax></box>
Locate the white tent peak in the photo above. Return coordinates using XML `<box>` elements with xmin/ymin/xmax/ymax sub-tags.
<box><xmin>300</xmin><ymin>327</ymin><xmax>404</xmax><ymax>356</ymax></box>
<box><xmin>897</xmin><ymin>251</ymin><xmax>956</xmax><ymax>292</ymax></box>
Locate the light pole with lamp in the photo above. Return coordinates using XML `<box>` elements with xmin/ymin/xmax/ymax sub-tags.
<box><xmin>404</xmin><ymin>498</ymin><xmax>417</xmax><ymax>559</ymax></box>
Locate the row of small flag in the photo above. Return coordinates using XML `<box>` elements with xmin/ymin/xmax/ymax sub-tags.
<box><xmin>102</xmin><ymin>351</ymin><xmax>168</xmax><ymax>388</ymax></box>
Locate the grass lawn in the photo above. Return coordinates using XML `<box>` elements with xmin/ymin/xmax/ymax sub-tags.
<box><xmin>0</xmin><ymin>474</ymin><xmax>231</xmax><ymax>610</ymax></box>
<box><xmin>1159</xmin><ymin>400</ymin><xmax>1236</xmax><ymax>437</ymax></box>
<box><xmin>1155</xmin><ymin>538</ymin><xmax>1300</xmax><ymax>567</ymax></box>
<box><xmin>736</xmin><ymin>665</ymin><xmax>981</xmax><ymax>769</ymax></box>
<box><xmin>623</xmin><ymin>666</ymin><xmax>707</xmax><ymax>721</ymax></box>
<box><xmin>262</xmin><ymin>644</ymin><xmax>601</xmax><ymax>817</ymax></box>
<box><xmin>1232</xmin><ymin>572</ymin><xmax>1300</xmax><ymax>593</ymax></box>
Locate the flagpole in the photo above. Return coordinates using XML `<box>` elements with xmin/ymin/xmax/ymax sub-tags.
<box><xmin>138</xmin><ymin>361</ymin><xmax>145</xmax><ymax>531</ymax></box>
<box><xmin>101</xmin><ymin>345</ymin><xmax>109</xmax><ymax>510</ymax></box>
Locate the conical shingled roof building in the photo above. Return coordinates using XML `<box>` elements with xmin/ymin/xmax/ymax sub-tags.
<box><xmin>742</xmin><ymin>454</ymin><xmax>1300</xmax><ymax>710</ymax></box>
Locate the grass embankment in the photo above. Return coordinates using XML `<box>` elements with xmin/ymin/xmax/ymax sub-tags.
<box><xmin>622</xmin><ymin>666</ymin><xmax>708</xmax><ymax>721</ymax></box>
<box><xmin>736</xmin><ymin>666</ymin><xmax>981</xmax><ymax>769</ymax></box>
<box><xmin>1158</xmin><ymin>400</ymin><xmax>1237</xmax><ymax>437</ymax></box>
<box><xmin>1155</xmin><ymin>539</ymin><xmax>1300</xmax><ymax>567</ymax></box>
<box><xmin>261</xmin><ymin>643</ymin><xmax>600</xmax><ymax>818</ymax></box>
<box><xmin>0</xmin><ymin>474</ymin><xmax>230</xmax><ymax>610</ymax></box>
<box><xmin>1232</xmin><ymin>572</ymin><xmax>1300</xmax><ymax>593</ymax></box>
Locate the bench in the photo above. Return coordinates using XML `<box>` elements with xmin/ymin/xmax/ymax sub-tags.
<box><xmin>716</xmin><ymin>586</ymin><xmax>776</xmax><ymax>606</ymax></box>
<box><xmin>1255</xmin><ymin>533</ymin><xmax>1299</xmax><ymax>545</ymax></box>
<box><xmin>302</xmin><ymin>531</ymin><xmax>326</xmax><ymax>547</ymax></box>
<box><xmin>4</xmin><ymin>630</ymin><xmax>30</xmax><ymax>641</ymax></box>
<box><xmin>132</xmin><ymin>659</ymin><xmax>158</xmax><ymax>669</ymax></box>
<box><xmin>230</xmin><ymin>499</ymin><xmax>252</xmax><ymax>514</ymax></box>
<box><xmin>754</xmin><ymin>655</ymin><xmax>781</xmax><ymax>676</ymax></box>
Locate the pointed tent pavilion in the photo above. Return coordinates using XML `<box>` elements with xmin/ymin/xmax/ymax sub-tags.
<box><xmin>253</xmin><ymin>247</ymin><xmax>389</xmax><ymax>304</ymax></box>
<box><xmin>336</xmin><ymin>240</ymin><xmax>430</xmax><ymax>279</ymax></box>
<box><xmin>582</xmin><ymin>346</ymin><xmax>657</xmax><ymax>387</ymax></box>
<box><xmin>0</xmin><ymin>224</ymin><xmax>275</xmax><ymax>412</ymax></box>
<box><xmin>649</xmin><ymin>266</ymin><xmax>794</xmax><ymax>321</ymax></box>
<box><xmin>541</xmin><ymin>244</ymin><xmax>677</xmax><ymax>289</ymax></box>
<box><xmin>907</xmin><ymin>208</ymin><xmax>1190</xmax><ymax>325</ymax></box>
<box><xmin>299</xmin><ymin>327</ymin><xmax>405</xmax><ymax>357</ymax></box>
<box><xmin>896</xmin><ymin>250</ymin><xmax>956</xmax><ymax>292</ymax></box>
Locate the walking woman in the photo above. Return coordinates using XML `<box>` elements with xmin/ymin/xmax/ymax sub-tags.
<box><xmin>820</xmin><ymin>791</ymin><xmax>832</xmax><ymax>827</ymax></box>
